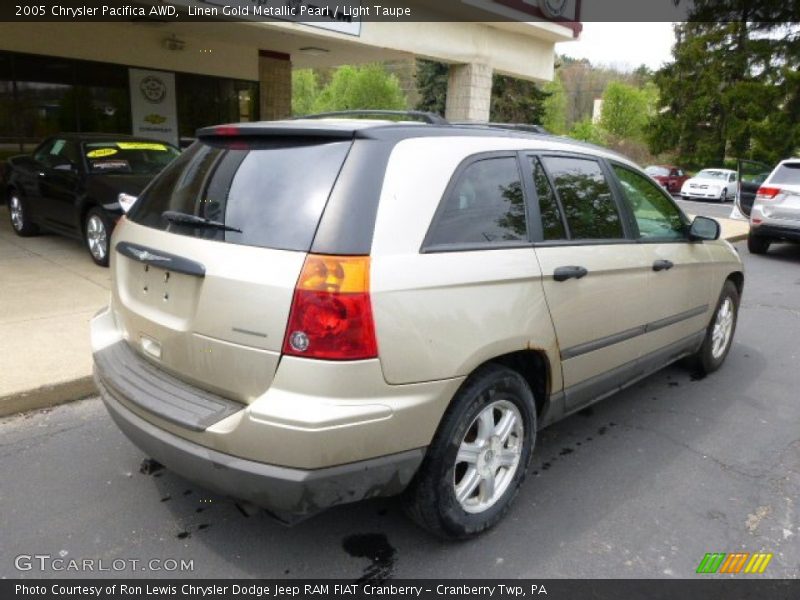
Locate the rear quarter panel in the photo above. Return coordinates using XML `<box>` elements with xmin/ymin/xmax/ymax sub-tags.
<box><xmin>369</xmin><ymin>137</ymin><xmax>562</xmax><ymax>390</ymax></box>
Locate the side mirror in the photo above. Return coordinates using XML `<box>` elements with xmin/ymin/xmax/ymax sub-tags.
<box><xmin>689</xmin><ymin>216</ymin><xmax>720</xmax><ymax>241</ymax></box>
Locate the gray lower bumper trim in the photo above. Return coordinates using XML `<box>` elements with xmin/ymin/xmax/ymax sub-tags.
<box><xmin>94</xmin><ymin>341</ymin><xmax>243</xmax><ymax>432</ymax></box>
<box><xmin>97</xmin><ymin>378</ymin><xmax>425</xmax><ymax>518</ymax></box>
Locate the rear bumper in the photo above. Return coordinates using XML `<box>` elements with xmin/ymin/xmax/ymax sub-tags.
<box><xmin>750</xmin><ymin>222</ymin><xmax>800</xmax><ymax>242</ymax></box>
<box><xmin>97</xmin><ymin>375</ymin><xmax>425</xmax><ymax>518</ymax></box>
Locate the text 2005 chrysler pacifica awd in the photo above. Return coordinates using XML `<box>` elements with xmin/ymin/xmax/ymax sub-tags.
<box><xmin>91</xmin><ymin>115</ymin><xmax>743</xmax><ymax>539</ymax></box>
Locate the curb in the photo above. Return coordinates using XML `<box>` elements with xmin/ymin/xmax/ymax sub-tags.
<box><xmin>0</xmin><ymin>376</ymin><xmax>97</xmax><ymax>418</ymax></box>
<box><xmin>724</xmin><ymin>233</ymin><xmax>749</xmax><ymax>243</ymax></box>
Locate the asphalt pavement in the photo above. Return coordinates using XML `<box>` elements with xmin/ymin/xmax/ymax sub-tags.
<box><xmin>1</xmin><ymin>241</ymin><xmax>798</xmax><ymax>580</ymax></box>
<box><xmin>675</xmin><ymin>197</ymin><xmax>738</xmax><ymax>220</ymax></box>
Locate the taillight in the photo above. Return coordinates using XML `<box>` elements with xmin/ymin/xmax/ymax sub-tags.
<box><xmin>282</xmin><ymin>255</ymin><xmax>377</xmax><ymax>360</ymax></box>
<box><xmin>756</xmin><ymin>186</ymin><xmax>781</xmax><ymax>200</ymax></box>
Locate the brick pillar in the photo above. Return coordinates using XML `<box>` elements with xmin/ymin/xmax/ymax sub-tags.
<box><xmin>259</xmin><ymin>50</ymin><xmax>292</xmax><ymax>121</ymax></box>
<box><xmin>445</xmin><ymin>62</ymin><xmax>492</xmax><ymax>122</ymax></box>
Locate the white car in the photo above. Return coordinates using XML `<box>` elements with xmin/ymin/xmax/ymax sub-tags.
<box><xmin>681</xmin><ymin>168</ymin><xmax>738</xmax><ymax>202</ymax></box>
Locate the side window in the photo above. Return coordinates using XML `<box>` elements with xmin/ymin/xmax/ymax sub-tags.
<box><xmin>611</xmin><ymin>164</ymin><xmax>687</xmax><ymax>240</ymax></box>
<box><xmin>36</xmin><ymin>139</ymin><xmax>75</xmax><ymax>169</ymax></box>
<box><xmin>540</xmin><ymin>156</ymin><xmax>624</xmax><ymax>240</ymax></box>
<box><xmin>529</xmin><ymin>156</ymin><xmax>566</xmax><ymax>240</ymax></box>
<box><xmin>426</xmin><ymin>156</ymin><xmax>527</xmax><ymax>247</ymax></box>
<box><xmin>33</xmin><ymin>140</ymin><xmax>56</xmax><ymax>164</ymax></box>
<box><xmin>670</xmin><ymin>169</ymin><xmax>679</xmax><ymax>177</ymax></box>
<box><xmin>729</xmin><ymin>173</ymin><xmax>737</xmax><ymax>182</ymax></box>
<box><xmin>61</xmin><ymin>141</ymin><xmax>81</xmax><ymax>168</ymax></box>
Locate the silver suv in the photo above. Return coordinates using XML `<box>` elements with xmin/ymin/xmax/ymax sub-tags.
<box><xmin>747</xmin><ymin>158</ymin><xmax>800</xmax><ymax>254</ymax></box>
<box><xmin>91</xmin><ymin>113</ymin><xmax>744</xmax><ymax>539</ymax></box>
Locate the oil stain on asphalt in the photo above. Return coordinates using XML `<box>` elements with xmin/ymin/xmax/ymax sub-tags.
<box><xmin>342</xmin><ymin>533</ymin><xmax>396</xmax><ymax>582</ymax></box>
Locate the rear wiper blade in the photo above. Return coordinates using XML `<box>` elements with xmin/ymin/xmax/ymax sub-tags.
<box><xmin>162</xmin><ymin>210</ymin><xmax>242</xmax><ymax>233</ymax></box>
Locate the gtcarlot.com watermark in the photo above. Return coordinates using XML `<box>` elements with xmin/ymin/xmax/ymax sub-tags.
<box><xmin>15</xmin><ymin>553</ymin><xmax>194</xmax><ymax>573</ymax></box>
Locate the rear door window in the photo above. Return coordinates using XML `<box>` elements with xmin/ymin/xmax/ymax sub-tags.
<box><xmin>540</xmin><ymin>156</ymin><xmax>625</xmax><ymax>240</ymax></box>
<box><xmin>769</xmin><ymin>162</ymin><xmax>800</xmax><ymax>185</ymax></box>
<box><xmin>425</xmin><ymin>156</ymin><xmax>527</xmax><ymax>248</ymax></box>
<box><xmin>127</xmin><ymin>138</ymin><xmax>352</xmax><ymax>252</ymax></box>
<box><xmin>529</xmin><ymin>156</ymin><xmax>566</xmax><ymax>241</ymax></box>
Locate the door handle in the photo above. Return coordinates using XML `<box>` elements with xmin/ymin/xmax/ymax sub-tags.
<box><xmin>653</xmin><ymin>259</ymin><xmax>674</xmax><ymax>272</ymax></box>
<box><xmin>553</xmin><ymin>265</ymin><xmax>588</xmax><ymax>282</ymax></box>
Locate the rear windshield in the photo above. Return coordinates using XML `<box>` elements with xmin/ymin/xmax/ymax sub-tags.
<box><xmin>696</xmin><ymin>169</ymin><xmax>729</xmax><ymax>180</ymax></box>
<box><xmin>645</xmin><ymin>166</ymin><xmax>670</xmax><ymax>177</ymax></box>
<box><xmin>127</xmin><ymin>138</ymin><xmax>352</xmax><ymax>252</ymax></box>
<box><xmin>770</xmin><ymin>162</ymin><xmax>800</xmax><ymax>185</ymax></box>
<box><xmin>84</xmin><ymin>141</ymin><xmax>180</xmax><ymax>175</ymax></box>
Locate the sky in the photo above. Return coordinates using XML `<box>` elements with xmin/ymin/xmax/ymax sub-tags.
<box><xmin>556</xmin><ymin>22</ymin><xmax>677</xmax><ymax>72</ymax></box>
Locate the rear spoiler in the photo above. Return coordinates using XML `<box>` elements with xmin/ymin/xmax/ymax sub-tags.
<box><xmin>196</xmin><ymin>123</ymin><xmax>357</xmax><ymax>140</ymax></box>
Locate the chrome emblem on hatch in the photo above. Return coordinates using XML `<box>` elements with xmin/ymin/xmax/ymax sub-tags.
<box><xmin>130</xmin><ymin>248</ymin><xmax>170</xmax><ymax>262</ymax></box>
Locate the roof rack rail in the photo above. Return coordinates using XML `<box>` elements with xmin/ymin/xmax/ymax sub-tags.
<box><xmin>452</xmin><ymin>122</ymin><xmax>550</xmax><ymax>135</ymax></box>
<box><xmin>297</xmin><ymin>110</ymin><xmax>449</xmax><ymax>125</ymax></box>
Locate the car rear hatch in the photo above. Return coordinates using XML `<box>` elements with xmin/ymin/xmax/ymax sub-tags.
<box><xmin>762</xmin><ymin>161</ymin><xmax>800</xmax><ymax>224</ymax></box>
<box><xmin>109</xmin><ymin>126</ymin><xmax>354</xmax><ymax>404</ymax></box>
<box><xmin>737</xmin><ymin>158</ymin><xmax>772</xmax><ymax>217</ymax></box>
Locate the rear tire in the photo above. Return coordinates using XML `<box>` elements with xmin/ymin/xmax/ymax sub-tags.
<box><xmin>747</xmin><ymin>234</ymin><xmax>770</xmax><ymax>255</ymax></box>
<box><xmin>84</xmin><ymin>207</ymin><xmax>112</xmax><ymax>267</ymax></box>
<box><xmin>7</xmin><ymin>192</ymin><xmax>39</xmax><ymax>237</ymax></box>
<box><xmin>686</xmin><ymin>280</ymin><xmax>739</xmax><ymax>376</ymax></box>
<box><xmin>404</xmin><ymin>364</ymin><xmax>536</xmax><ymax>539</ymax></box>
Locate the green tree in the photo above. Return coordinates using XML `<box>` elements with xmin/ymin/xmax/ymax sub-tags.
<box><xmin>569</xmin><ymin>118</ymin><xmax>607</xmax><ymax>146</ymax></box>
<box><xmin>414</xmin><ymin>59</ymin><xmax>448</xmax><ymax>116</ymax></box>
<box><xmin>599</xmin><ymin>81</ymin><xmax>651</xmax><ymax>140</ymax></box>
<box><xmin>490</xmin><ymin>74</ymin><xmax>549</xmax><ymax>124</ymax></box>
<box><xmin>542</xmin><ymin>74</ymin><xmax>567</xmax><ymax>134</ymax></box>
<box><xmin>649</xmin><ymin>13</ymin><xmax>800</xmax><ymax>168</ymax></box>
<box><xmin>312</xmin><ymin>64</ymin><xmax>407</xmax><ymax>113</ymax></box>
<box><xmin>291</xmin><ymin>69</ymin><xmax>319</xmax><ymax>116</ymax></box>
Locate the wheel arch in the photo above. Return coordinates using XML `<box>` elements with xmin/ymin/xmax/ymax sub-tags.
<box><xmin>453</xmin><ymin>349</ymin><xmax>552</xmax><ymax>419</ymax></box>
<box><xmin>726</xmin><ymin>270</ymin><xmax>744</xmax><ymax>298</ymax></box>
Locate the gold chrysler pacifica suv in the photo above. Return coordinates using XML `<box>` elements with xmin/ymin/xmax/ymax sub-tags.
<box><xmin>91</xmin><ymin>112</ymin><xmax>744</xmax><ymax>539</ymax></box>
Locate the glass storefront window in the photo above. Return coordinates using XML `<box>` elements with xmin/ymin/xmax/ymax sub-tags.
<box><xmin>76</xmin><ymin>60</ymin><xmax>131</xmax><ymax>134</ymax></box>
<box><xmin>176</xmin><ymin>73</ymin><xmax>259</xmax><ymax>138</ymax></box>
<box><xmin>0</xmin><ymin>51</ymin><xmax>259</xmax><ymax>151</ymax></box>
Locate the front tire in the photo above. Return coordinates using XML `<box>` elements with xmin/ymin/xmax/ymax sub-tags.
<box><xmin>747</xmin><ymin>234</ymin><xmax>770</xmax><ymax>255</ymax></box>
<box><xmin>719</xmin><ymin>189</ymin><xmax>727</xmax><ymax>203</ymax></box>
<box><xmin>404</xmin><ymin>364</ymin><xmax>536</xmax><ymax>539</ymax></box>
<box><xmin>687</xmin><ymin>280</ymin><xmax>739</xmax><ymax>376</ymax></box>
<box><xmin>8</xmin><ymin>192</ymin><xmax>39</xmax><ymax>236</ymax></box>
<box><xmin>84</xmin><ymin>207</ymin><xmax>112</xmax><ymax>267</ymax></box>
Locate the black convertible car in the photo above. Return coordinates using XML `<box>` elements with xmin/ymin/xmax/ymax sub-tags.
<box><xmin>4</xmin><ymin>133</ymin><xmax>180</xmax><ymax>265</ymax></box>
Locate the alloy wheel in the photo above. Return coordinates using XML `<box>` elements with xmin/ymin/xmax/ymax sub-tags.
<box><xmin>9</xmin><ymin>195</ymin><xmax>24</xmax><ymax>231</ymax></box>
<box><xmin>453</xmin><ymin>399</ymin><xmax>524</xmax><ymax>514</ymax></box>
<box><xmin>711</xmin><ymin>297</ymin><xmax>734</xmax><ymax>359</ymax></box>
<box><xmin>86</xmin><ymin>215</ymin><xmax>108</xmax><ymax>262</ymax></box>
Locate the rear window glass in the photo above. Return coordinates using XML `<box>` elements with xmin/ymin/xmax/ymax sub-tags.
<box><xmin>540</xmin><ymin>156</ymin><xmax>624</xmax><ymax>240</ymax></box>
<box><xmin>645</xmin><ymin>166</ymin><xmax>670</xmax><ymax>177</ymax></box>
<box><xmin>127</xmin><ymin>138</ymin><xmax>351</xmax><ymax>252</ymax></box>
<box><xmin>425</xmin><ymin>156</ymin><xmax>527</xmax><ymax>248</ymax></box>
<box><xmin>84</xmin><ymin>141</ymin><xmax>179</xmax><ymax>175</ymax></box>
<box><xmin>770</xmin><ymin>162</ymin><xmax>800</xmax><ymax>185</ymax></box>
<box><xmin>530</xmin><ymin>156</ymin><xmax>566</xmax><ymax>241</ymax></box>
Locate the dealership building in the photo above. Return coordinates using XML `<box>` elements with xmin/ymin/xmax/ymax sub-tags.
<box><xmin>0</xmin><ymin>1</ymin><xmax>579</xmax><ymax>150</ymax></box>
